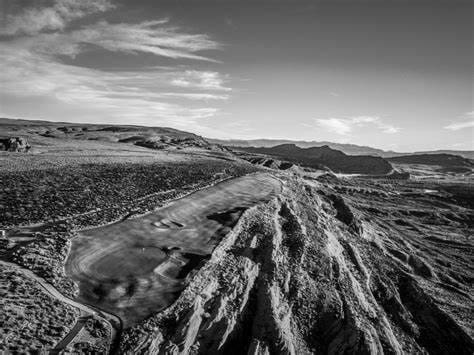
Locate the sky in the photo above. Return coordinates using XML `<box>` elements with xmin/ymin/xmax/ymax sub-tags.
<box><xmin>0</xmin><ymin>0</ymin><xmax>472</xmax><ymax>151</ymax></box>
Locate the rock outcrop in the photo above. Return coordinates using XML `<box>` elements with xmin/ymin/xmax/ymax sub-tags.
<box><xmin>119</xmin><ymin>176</ymin><xmax>474</xmax><ymax>354</ymax></box>
<box><xmin>235</xmin><ymin>144</ymin><xmax>393</xmax><ymax>175</ymax></box>
<box><xmin>388</xmin><ymin>154</ymin><xmax>474</xmax><ymax>174</ymax></box>
<box><xmin>0</xmin><ymin>137</ymin><xmax>31</xmax><ymax>152</ymax></box>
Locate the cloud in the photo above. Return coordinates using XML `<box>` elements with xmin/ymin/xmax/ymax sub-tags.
<box><xmin>0</xmin><ymin>49</ymin><xmax>227</xmax><ymax>122</ymax></box>
<box><xmin>0</xmin><ymin>1</ymin><xmax>230</xmax><ymax>131</ymax></box>
<box><xmin>316</xmin><ymin>118</ymin><xmax>352</xmax><ymax>135</ymax></box>
<box><xmin>381</xmin><ymin>126</ymin><xmax>400</xmax><ymax>134</ymax></box>
<box><xmin>444</xmin><ymin>111</ymin><xmax>474</xmax><ymax>131</ymax></box>
<box><xmin>171</xmin><ymin>71</ymin><xmax>231</xmax><ymax>90</ymax></box>
<box><xmin>444</xmin><ymin>120</ymin><xmax>474</xmax><ymax>131</ymax></box>
<box><xmin>9</xmin><ymin>19</ymin><xmax>220</xmax><ymax>62</ymax></box>
<box><xmin>1</xmin><ymin>0</ymin><xmax>114</xmax><ymax>35</ymax></box>
<box><xmin>2</xmin><ymin>0</ymin><xmax>221</xmax><ymax>61</ymax></box>
<box><xmin>160</xmin><ymin>93</ymin><xmax>230</xmax><ymax>100</ymax></box>
<box><xmin>315</xmin><ymin>116</ymin><xmax>400</xmax><ymax>135</ymax></box>
<box><xmin>74</xmin><ymin>20</ymin><xmax>219</xmax><ymax>61</ymax></box>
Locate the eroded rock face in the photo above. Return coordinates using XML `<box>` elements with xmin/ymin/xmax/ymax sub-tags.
<box><xmin>237</xmin><ymin>144</ymin><xmax>393</xmax><ymax>174</ymax></box>
<box><xmin>134</xmin><ymin>136</ymin><xmax>216</xmax><ymax>150</ymax></box>
<box><xmin>119</xmin><ymin>177</ymin><xmax>473</xmax><ymax>354</ymax></box>
<box><xmin>0</xmin><ymin>137</ymin><xmax>31</xmax><ymax>152</ymax></box>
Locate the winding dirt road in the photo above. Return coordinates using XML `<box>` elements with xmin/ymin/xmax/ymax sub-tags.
<box><xmin>0</xmin><ymin>260</ymin><xmax>120</xmax><ymax>352</ymax></box>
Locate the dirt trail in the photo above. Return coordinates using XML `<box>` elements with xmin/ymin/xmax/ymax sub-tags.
<box><xmin>51</xmin><ymin>315</ymin><xmax>89</xmax><ymax>353</ymax></box>
<box><xmin>66</xmin><ymin>173</ymin><xmax>282</xmax><ymax>327</ymax></box>
<box><xmin>0</xmin><ymin>260</ymin><xmax>120</xmax><ymax>352</ymax></box>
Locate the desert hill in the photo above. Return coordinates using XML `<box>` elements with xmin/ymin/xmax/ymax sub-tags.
<box><xmin>388</xmin><ymin>154</ymin><xmax>474</xmax><ymax>175</ymax></box>
<box><xmin>208</xmin><ymin>138</ymin><xmax>474</xmax><ymax>159</ymax></box>
<box><xmin>235</xmin><ymin>143</ymin><xmax>393</xmax><ymax>174</ymax></box>
<box><xmin>0</xmin><ymin>117</ymin><xmax>221</xmax><ymax>152</ymax></box>
<box><xmin>413</xmin><ymin>150</ymin><xmax>474</xmax><ymax>160</ymax></box>
<box><xmin>208</xmin><ymin>138</ymin><xmax>392</xmax><ymax>156</ymax></box>
<box><xmin>388</xmin><ymin>153</ymin><xmax>473</xmax><ymax>167</ymax></box>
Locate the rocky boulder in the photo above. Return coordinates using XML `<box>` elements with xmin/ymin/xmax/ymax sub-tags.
<box><xmin>0</xmin><ymin>137</ymin><xmax>31</xmax><ymax>152</ymax></box>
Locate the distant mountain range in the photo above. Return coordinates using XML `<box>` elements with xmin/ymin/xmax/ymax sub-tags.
<box><xmin>236</xmin><ymin>144</ymin><xmax>393</xmax><ymax>174</ymax></box>
<box><xmin>208</xmin><ymin>138</ymin><xmax>474</xmax><ymax>160</ymax></box>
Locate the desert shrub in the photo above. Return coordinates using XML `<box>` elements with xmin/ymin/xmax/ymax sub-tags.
<box><xmin>0</xmin><ymin>160</ymin><xmax>257</xmax><ymax>227</ymax></box>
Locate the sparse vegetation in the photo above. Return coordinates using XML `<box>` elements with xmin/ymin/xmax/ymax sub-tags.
<box><xmin>0</xmin><ymin>263</ymin><xmax>79</xmax><ymax>353</ymax></box>
<box><xmin>0</xmin><ymin>160</ymin><xmax>258</xmax><ymax>228</ymax></box>
<box><xmin>1</xmin><ymin>160</ymin><xmax>258</xmax><ymax>297</ymax></box>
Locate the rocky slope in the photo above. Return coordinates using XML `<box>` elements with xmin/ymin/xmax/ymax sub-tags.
<box><xmin>119</xmin><ymin>174</ymin><xmax>473</xmax><ymax>354</ymax></box>
<box><xmin>235</xmin><ymin>144</ymin><xmax>393</xmax><ymax>174</ymax></box>
<box><xmin>388</xmin><ymin>154</ymin><xmax>474</xmax><ymax>173</ymax></box>
<box><xmin>0</xmin><ymin>117</ymin><xmax>224</xmax><ymax>152</ymax></box>
<box><xmin>208</xmin><ymin>138</ymin><xmax>394</xmax><ymax>157</ymax></box>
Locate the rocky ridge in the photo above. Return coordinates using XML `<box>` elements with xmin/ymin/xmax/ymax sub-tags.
<box><xmin>120</xmin><ymin>175</ymin><xmax>473</xmax><ymax>354</ymax></box>
<box><xmin>235</xmin><ymin>144</ymin><xmax>393</xmax><ymax>175</ymax></box>
<box><xmin>0</xmin><ymin>118</ymin><xmax>224</xmax><ymax>152</ymax></box>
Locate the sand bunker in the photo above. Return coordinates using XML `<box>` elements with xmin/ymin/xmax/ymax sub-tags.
<box><xmin>66</xmin><ymin>173</ymin><xmax>281</xmax><ymax>327</ymax></box>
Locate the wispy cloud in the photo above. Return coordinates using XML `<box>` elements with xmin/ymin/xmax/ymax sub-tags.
<box><xmin>444</xmin><ymin>121</ymin><xmax>474</xmax><ymax>131</ymax></box>
<box><xmin>160</xmin><ymin>93</ymin><xmax>230</xmax><ymax>100</ymax></box>
<box><xmin>8</xmin><ymin>18</ymin><xmax>220</xmax><ymax>62</ymax></box>
<box><xmin>316</xmin><ymin>118</ymin><xmax>353</xmax><ymax>135</ymax></box>
<box><xmin>444</xmin><ymin>112</ymin><xmax>474</xmax><ymax>131</ymax></box>
<box><xmin>0</xmin><ymin>0</ymin><xmax>230</xmax><ymax>131</ymax></box>
<box><xmin>171</xmin><ymin>71</ymin><xmax>231</xmax><ymax>90</ymax></box>
<box><xmin>82</xmin><ymin>20</ymin><xmax>219</xmax><ymax>61</ymax></box>
<box><xmin>315</xmin><ymin>116</ymin><xmax>400</xmax><ymax>135</ymax></box>
<box><xmin>1</xmin><ymin>0</ymin><xmax>114</xmax><ymax>35</ymax></box>
<box><xmin>0</xmin><ymin>49</ymin><xmax>222</xmax><ymax>123</ymax></box>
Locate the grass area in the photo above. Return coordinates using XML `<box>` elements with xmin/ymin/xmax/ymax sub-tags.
<box><xmin>0</xmin><ymin>263</ymin><xmax>79</xmax><ymax>353</ymax></box>
<box><xmin>66</xmin><ymin>173</ymin><xmax>280</xmax><ymax>327</ymax></box>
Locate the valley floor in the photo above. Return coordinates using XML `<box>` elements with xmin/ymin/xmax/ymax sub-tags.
<box><xmin>0</xmin><ymin>145</ymin><xmax>472</xmax><ymax>354</ymax></box>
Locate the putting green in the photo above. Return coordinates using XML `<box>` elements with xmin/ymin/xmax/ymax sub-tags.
<box><xmin>89</xmin><ymin>247</ymin><xmax>167</xmax><ymax>278</ymax></box>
